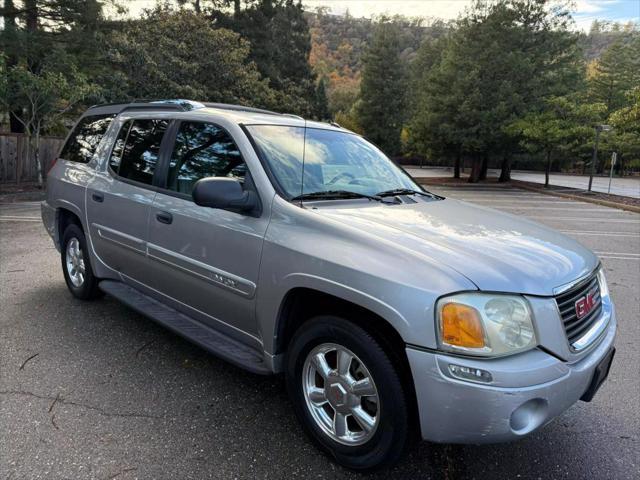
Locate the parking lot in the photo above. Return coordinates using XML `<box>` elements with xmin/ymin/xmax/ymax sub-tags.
<box><xmin>1</xmin><ymin>186</ymin><xmax>639</xmax><ymax>480</ymax></box>
<box><xmin>405</xmin><ymin>167</ymin><xmax>640</xmax><ymax>198</ymax></box>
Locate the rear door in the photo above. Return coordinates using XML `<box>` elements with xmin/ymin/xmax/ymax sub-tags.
<box><xmin>86</xmin><ymin>118</ymin><xmax>171</xmax><ymax>286</ymax></box>
<box><xmin>145</xmin><ymin>120</ymin><xmax>269</xmax><ymax>343</ymax></box>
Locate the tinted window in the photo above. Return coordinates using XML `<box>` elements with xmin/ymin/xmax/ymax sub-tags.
<box><xmin>167</xmin><ymin>122</ymin><xmax>245</xmax><ymax>195</ymax></box>
<box><xmin>59</xmin><ymin>114</ymin><xmax>115</xmax><ymax>163</ymax></box>
<box><xmin>118</xmin><ymin>119</ymin><xmax>168</xmax><ymax>185</ymax></box>
<box><xmin>108</xmin><ymin>121</ymin><xmax>131</xmax><ymax>172</ymax></box>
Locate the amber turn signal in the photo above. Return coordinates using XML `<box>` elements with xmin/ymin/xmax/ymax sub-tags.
<box><xmin>441</xmin><ymin>303</ymin><xmax>485</xmax><ymax>348</ymax></box>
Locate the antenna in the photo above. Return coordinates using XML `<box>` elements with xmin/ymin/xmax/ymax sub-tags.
<box><xmin>299</xmin><ymin>119</ymin><xmax>308</xmax><ymax>206</ymax></box>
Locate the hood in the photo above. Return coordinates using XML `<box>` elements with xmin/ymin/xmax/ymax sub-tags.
<box><xmin>312</xmin><ymin>198</ymin><xmax>598</xmax><ymax>296</ymax></box>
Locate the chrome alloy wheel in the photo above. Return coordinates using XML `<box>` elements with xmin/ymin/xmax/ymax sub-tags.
<box><xmin>302</xmin><ymin>343</ymin><xmax>380</xmax><ymax>446</ymax></box>
<box><xmin>65</xmin><ymin>237</ymin><xmax>86</xmax><ymax>287</ymax></box>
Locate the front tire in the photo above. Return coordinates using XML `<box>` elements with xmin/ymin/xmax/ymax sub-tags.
<box><xmin>61</xmin><ymin>224</ymin><xmax>102</xmax><ymax>300</ymax></box>
<box><xmin>286</xmin><ymin>316</ymin><xmax>409</xmax><ymax>471</ymax></box>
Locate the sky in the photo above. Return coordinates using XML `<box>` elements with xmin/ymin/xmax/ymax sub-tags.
<box><xmin>121</xmin><ymin>0</ymin><xmax>640</xmax><ymax>31</ymax></box>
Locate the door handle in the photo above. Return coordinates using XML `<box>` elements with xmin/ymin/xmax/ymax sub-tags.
<box><xmin>92</xmin><ymin>193</ymin><xmax>104</xmax><ymax>203</ymax></box>
<box><xmin>156</xmin><ymin>211</ymin><xmax>173</xmax><ymax>225</ymax></box>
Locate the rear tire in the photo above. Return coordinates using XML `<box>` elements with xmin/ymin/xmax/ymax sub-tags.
<box><xmin>61</xmin><ymin>224</ymin><xmax>102</xmax><ymax>300</ymax></box>
<box><xmin>285</xmin><ymin>315</ymin><xmax>409</xmax><ymax>471</ymax></box>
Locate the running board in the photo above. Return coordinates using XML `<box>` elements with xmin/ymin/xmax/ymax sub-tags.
<box><xmin>99</xmin><ymin>280</ymin><xmax>271</xmax><ymax>375</ymax></box>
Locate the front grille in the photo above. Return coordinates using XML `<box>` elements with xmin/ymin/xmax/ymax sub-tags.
<box><xmin>555</xmin><ymin>273</ymin><xmax>602</xmax><ymax>347</ymax></box>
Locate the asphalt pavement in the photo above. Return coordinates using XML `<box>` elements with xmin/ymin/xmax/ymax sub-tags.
<box><xmin>1</xmin><ymin>188</ymin><xmax>639</xmax><ymax>480</ymax></box>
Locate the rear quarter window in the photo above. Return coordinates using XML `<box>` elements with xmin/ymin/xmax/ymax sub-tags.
<box><xmin>59</xmin><ymin>114</ymin><xmax>116</xmax><ymax>163</ymax></box>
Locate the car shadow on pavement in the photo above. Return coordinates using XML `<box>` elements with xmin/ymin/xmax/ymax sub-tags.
<box><xmin>3</xmin><ymin>282</ymin><xmax>633</xmax><ymax>480</ymax></box>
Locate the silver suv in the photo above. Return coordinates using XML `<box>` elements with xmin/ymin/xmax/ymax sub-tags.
<box><xmin>42</xmin><ymin>100</ymin><xmax>616</xmax><ymax>470</ymax></box>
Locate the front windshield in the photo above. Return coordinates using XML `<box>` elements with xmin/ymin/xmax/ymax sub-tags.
<box><xmin>246</xmin><ymin>125</ymin><xmax>420</xmax><ymax>199</ymax></box>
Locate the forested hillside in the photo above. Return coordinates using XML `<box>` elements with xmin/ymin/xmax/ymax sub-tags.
<box><xmin>309</xmin><ymin>9</ymin><xmax>638</xmax><ymax>125</ymax></box>
<box><xmin>307</xmin><ymin>10</ymin><xmax>448</xmax><ymax>115</ymax></box>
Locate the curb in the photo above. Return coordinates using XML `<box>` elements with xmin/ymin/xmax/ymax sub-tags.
<box><xmin>417</xmin><ymin>178</ymin><xmax>640</xmax><ymax>214</ymax></box>
<box><xmin>0</xmin><ymin>191</ymin><xmax>45</xmax><ymax>203</ymax></box>
<box><xmin>511</xmin><ymin>181</ymin><xmax>640</xmax><ymax>214</ymax></box>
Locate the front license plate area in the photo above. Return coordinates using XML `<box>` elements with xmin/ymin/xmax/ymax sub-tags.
<box><xmin>580</xmin><ymin>347</ymin><xmax>615</xmax><ymax>402</ymax></box>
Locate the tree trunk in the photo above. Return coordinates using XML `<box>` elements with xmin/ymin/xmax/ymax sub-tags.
<box><xmin>544</xmin><ymin>149</ymin><xmax>552</xmax><ymax>188</ymax></box>
<box><xmin>453</xmin><ymin>150</ymin><xmax>461</xmax><ymax>179</ymax></box>
<box><xmin>4</xmin><ymin>0</ymin><xmax>24</xmax><ymax>133</ymax></box>
<box><xmin>24</xmin><ymin>0</ymin><xmax>37</xmax><ymax>31</ymax></box>
<box><xmin>234</xmin><ymin>0</ymin><xmax>241</xmax><ymax>16</ymax></box>
<box><xmin>498</xmin><ymin>153</ymin><xmax>511</xmax><ymax>182</ymax></box>
<box><xmin>34</xmin><ymin>130</ymin><xmax>43</xmax><ymax>187</ymax></box>
<box><xmin>22</xmin><ymin>133</ymin><xmax>31</xmax><ymax>186</ymax></box>
<box><xmin>468</xmin><ymin>155</ymin><xmax>481</xmax><ymax>183</ymax></box>
<box><xmin>194</xmin><ymin>0</ymin><xmax>201</xmax><ymax>14</ymax></box>
<box><xmin>478</xmin><ymin>153</ymin><xmax>488</xmax><ymax>181</ymax></box>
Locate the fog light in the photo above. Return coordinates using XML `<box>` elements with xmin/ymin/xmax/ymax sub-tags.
<box><xmin>448</xmin><ymin>364</ymin><xmax>493</xmax><ymax>383</ymax></box>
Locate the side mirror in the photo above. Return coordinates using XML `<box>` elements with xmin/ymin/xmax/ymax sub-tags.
<box><xmin>192</xmin><ymin>177</ymin><xmax>258</xmax><ymax>214</ymax></box>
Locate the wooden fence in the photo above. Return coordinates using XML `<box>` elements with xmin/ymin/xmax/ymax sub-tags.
<box><xmin>0</xmin><ymin>133</ymin><xmax>65</xmax><ymax>184</ymax></box>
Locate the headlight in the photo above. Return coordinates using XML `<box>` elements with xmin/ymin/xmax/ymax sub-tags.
<box><xmin>436</xmin><ymin>293</ymin><xmax>537</xmax><ymax>357</ymax></box>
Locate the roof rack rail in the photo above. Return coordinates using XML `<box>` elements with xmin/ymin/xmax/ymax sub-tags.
<box><xmin>88</xmin><ymin>99</ymin><xmax>306</xmax><ymax>120</ymax></box>
<box><xmin>119</xmin><ymin>103</ymin><xmax>186</xmax><ymax>113</ymax></box>
<box><xmin>121</xmin><ymin>99</ymin><xmax>205</xmax><ymax>113</ymax></box>
<box><xmin>202</xmin><ymin>102</ymin><xmax>283</xmax><ymax>116</ymax></box>
<box><xmin>88</xmin><ymin>99</ymin><xmax>206</xmax><ymax>114</ymax></box>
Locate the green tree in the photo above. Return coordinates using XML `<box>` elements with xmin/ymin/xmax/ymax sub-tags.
<box><xmin>509</xmin><ymin>97</ymin><xmax>606</xmax><ymax>186</ymax></box>
<box><xmin>0</xmin><ymin>0</ymin><xmax>117</xmax><ymax>131</ymax></box>
<box><xmin>314</xmin><ymin>76</ymin><xmax>330</xmax><ymax>121</ymax></box>
<box><xmin>607</xmin><ymin>87</ymin><xmax>640</xmax><ymax>174</ymax></box>
<box><xmin>219</xmin><ymin>0</ymin><xmax>317</xmax><ymax>116</ymax></box>
<box><xmin>407</xmin><ymin>37</ymin><xmax>460</xmax><ymax>173</ymax></box>
<box><xmin>105</xmin><ymin>8</ymin><xmax>275</xmax><ymax>107</ymax></box>
<box><xmin>0</xmin><ymin>53</ymin><xmax>97</xmax><ymax>186</ymax></box>
<box><xmin>409</xmin><ymin>0</ymin><xmax>583</xmax><ymax>182</ymax></box>
<box><xmin>589</xmin><ymin>37</ymin><xmax>640</xmax><ymax>114</ymax></box>
<box><xmin>357</xmin><ymin>19</ymin><xmax>406</xmax><ymax>155</ymax></box>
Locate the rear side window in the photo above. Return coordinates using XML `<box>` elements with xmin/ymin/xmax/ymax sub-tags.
<box><xmin>116</xmin><ymin>119</ymin><xmax>169</xmax><ymax>185</ymax></box>
<box><xmin>166</xmin><ymin>121</ymin><xmax>245</xmax><ymax>195</ymax></box>
<box><xmin>108</xmin><ymin>121</ymin><xmax>131</xmax><ymax>172</ymax></box>
<box><xmin>59</xmin><ymin>114</ymin><xmax>115</xmax><ymax>163</ymax></box>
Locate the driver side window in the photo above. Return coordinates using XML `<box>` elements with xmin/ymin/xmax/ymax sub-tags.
<box><xmin>167</xmin><ymin>121</ymin><xmax>246</xmax><ymax>195</ymax></box>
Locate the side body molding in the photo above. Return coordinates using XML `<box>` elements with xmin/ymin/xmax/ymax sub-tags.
<box><xmin>147</xmin><ymin>242</ymin><xmax>257</xmax><ymax>298</ymax></box>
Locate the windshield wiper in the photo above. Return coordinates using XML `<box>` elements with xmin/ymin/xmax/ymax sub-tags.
<box><xmin>375</xmin><ymin>188</ymin><xmax>441</xmax><ymax>199</ymax></box>
<box><xmin>291</xmin><ymin>190</ymin><xmax>392</xmax><ymax>203</ymax></box>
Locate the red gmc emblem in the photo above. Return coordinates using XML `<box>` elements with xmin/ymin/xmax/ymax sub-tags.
<box><xmin>575</xmin><ymin>292</ymin><xmax>596</xmax><ymax>319</ymax></box>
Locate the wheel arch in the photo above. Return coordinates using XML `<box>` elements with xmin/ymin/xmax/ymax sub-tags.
<box><xmin>57</xmin><ymin>207</ymin><xmax>83</xmax><ymax>248</ymax></box>
<box><xmin>274</xmin><ymin>286</ymin><xmax>419</xmax><ymax>433</ymax></box>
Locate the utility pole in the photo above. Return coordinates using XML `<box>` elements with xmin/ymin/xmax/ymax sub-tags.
<box><xmin>588</xmin><ymin>125</ymin><xmax>611</xmax><ymax>192</ymax></box>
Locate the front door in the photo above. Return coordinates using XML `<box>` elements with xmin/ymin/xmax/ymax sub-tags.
<box><xmin>145</xmin><ymin>120</ymin><xmax>269</xmax><ymax>344</ymax></box>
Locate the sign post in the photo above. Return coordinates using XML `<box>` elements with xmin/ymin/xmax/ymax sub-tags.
<box><xmin>608</xmin><ymin>152</ymin><xmax>617</xmax><ymax>195</ymax></box>
<box><xmin>588</xmin><ymin>125</ymin><xmax>611</xmax><ymax>192</ymax></box>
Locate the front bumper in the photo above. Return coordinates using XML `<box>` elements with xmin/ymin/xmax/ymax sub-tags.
<box><xmin>407</xmin><ymin>311</ymin><xmax>616</xmax><ymax>444</ymax></box>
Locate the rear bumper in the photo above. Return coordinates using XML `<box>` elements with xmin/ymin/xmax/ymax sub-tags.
<box><xmin>407</xmin><ymin>311</ymin><xmax>616</xmax><ymax>444</ymax></box>
<box><xmin>41</xmin><ymin>201</ymin><xmax>59</xmax><ymax>251</ymax></box>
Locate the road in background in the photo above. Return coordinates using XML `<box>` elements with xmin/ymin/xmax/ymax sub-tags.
<box><xmin>405</xmin><ymin>166</ymin><xmax>640</xmax><ymax>198</ymax></box>
<box><xmin>1</xmin><ymin>189</ymin><xmax>639</xmax><ymax>480</ymax></box>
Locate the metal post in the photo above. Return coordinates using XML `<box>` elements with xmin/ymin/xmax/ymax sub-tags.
<box><xmin>588</xmin><ymin>127</ymin><xmax>600</xmax><ymax>192</ymax></box>
<box><xmin>608</xmin><ymin>152</ymin><xmax>617</xmax><ymax>195</ymax></box>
